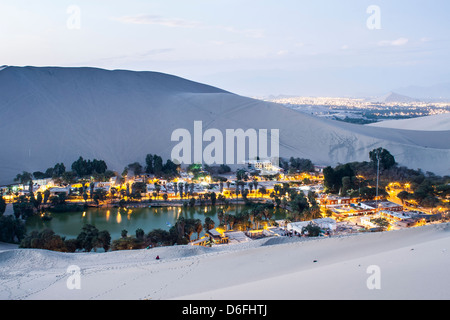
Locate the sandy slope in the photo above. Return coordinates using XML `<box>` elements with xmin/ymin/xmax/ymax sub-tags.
<box><xmin>1</xmin><ymin>223</ymin><xmax>449</xmax><ymax>300</ymax></box>
<box><xmin>367</xmin><ymin>113</ymin><xmax>450</xmax><ymax>131</ymax></box>
<box><xmin>1</xmin><ymin>66</ymin><xmax>450</xmax><ymax>185</ymax></box>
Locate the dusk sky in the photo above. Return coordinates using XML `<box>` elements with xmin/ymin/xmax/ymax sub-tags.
<box><xmin>1</xmin><ymin>0</ymin><xmax>449</xmax><ymax>97</ymax></box>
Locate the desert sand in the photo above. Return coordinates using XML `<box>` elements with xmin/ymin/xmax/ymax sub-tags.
<box><xmin>368</xmin><ymin>113</ymin><xmax>450</xmax><ymax>131</ymax></box>
<box><xmin>1</xmin><ymin>223</ymin><xmax>449</xmax><ymax>300</ymax></box>
<box><xmin>1</xmin><ymin>66</ymin><xmax>450</xmax><ymax>185</ymax></box>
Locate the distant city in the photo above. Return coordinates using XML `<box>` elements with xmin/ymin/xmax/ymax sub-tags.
<box><xmin>262</xmin><ymin>95</ymin><xmax>450</xmax><ymax>124</ymax></box>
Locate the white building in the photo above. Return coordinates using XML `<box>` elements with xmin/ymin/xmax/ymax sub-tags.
<box><xmin>360</xmin><ymin>216</ymin><xmax>378</xmax><ymax>229</ymax></box>
<box><xmin>379</xmin><ymin>210</ymin><xmax>411</xmax><ymax>222</ymax></box>
<box><xmin>94</xmin><ymin>182</ymin><xmax>113</xmax><ymax>192</ymax></box>
<box><xmin>312</xmin><ymin>217</ymin><xmax>337</xmax><ymax>231</ymax></box>
<box><xmin>49</xmin><ymin>187</ymin><xmax>70</xmax><ymax>197</ymax></box>
<box><xmin>286</xmin><ymin>221</ymin><xmax>311</xmax><ymax>234</ymax></box>
<box><xmin>244</xmin><ymin>160</ymin><xmax>283</xmax><ymax>175</ymax></box>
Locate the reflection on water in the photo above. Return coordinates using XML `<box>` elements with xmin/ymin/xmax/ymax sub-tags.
<box><xmin>25</xmin><ymin>205</ymin><xmax>287</xmax><ymax>241</ymax></box>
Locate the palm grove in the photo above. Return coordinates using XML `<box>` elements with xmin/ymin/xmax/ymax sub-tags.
<box><xmin>1</xmin><ymin>148</ymin><xmax>449</xmax><ymax>252</ymax></box>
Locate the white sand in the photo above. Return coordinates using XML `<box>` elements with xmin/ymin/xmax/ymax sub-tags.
<box><xmin>1</xmin><ymin>66</ymin><xmax>450</xmax><ymax>184</ymax></box>
<box><xmin>367</xmin><ymin>113</ymin><xmax>450</xmax><ymax>131</ymax></box>
<box><xmin>1</xmin><ymin>223</ymin><xmax>449</xmax><ymax>300</ymax></box>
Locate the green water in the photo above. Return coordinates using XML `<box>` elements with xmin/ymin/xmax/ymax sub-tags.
<box><xmin>25</xmin><ymin>205</ymin><xmax>287</xmax><ymax>240</ymax></box>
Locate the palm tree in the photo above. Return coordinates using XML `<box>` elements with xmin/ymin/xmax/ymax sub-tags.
<box><xmin>82</xmin><ymin>192</ymin><xmax>88</xmax><ymax>203</ymax></box>
<box><xmin>110</xmin><ymin>187</ymin><xmax>117</xmax><ymax>200</ymax></box>
<box><xmin>155</xmin><ymin>184</ymin><xmax>161</xmax><ymax>199</ymax></box>
<box><xmin>259</xmin><ymin>186</ymin><xmax>267</xmax><ymax>197</ymax></box>
<box><xmin>194</xmin><ymin>219</ymin><xmax>203</xmax><ymax>240</ymax></box>
<box><xmin>249</xmin><ymin>211</ymin><xmax>255</xmax><ymax>229</ymax></box>
<box><xmin>203</xmin><ymin>217</ymin><xmax>215</xmax><ymax>233</ymax></box>
<box><xmin>217</xmin><ymin>209</ymin><xmax>224</xmax><ymax>226</ymax></box>
<box><xmin>223</xmin><ymin>213</ymin><xmax>231</xmax><ymax>231</ymax></box>
<box><xmin>176</xmin><ymin>217</ymin><xmax>186</xmax><ymax>240</ymax></box>
<box><xmin>274</xmin><ymin>184</ymin><xmax>281</xmax><ymax>196</ymax></box>
<box><xmin>228</xmin><ymin>214</ymin><xmax>237</xmax><ymax>230</ymax></box>
<box><xmin>263</xmin><ymin>207</ymin><xmax>273</xmax><ymax>221</ymax></box>
<box><xmin>254</xmin><ymin>214</ymin><xmax>263</xmax><ymax>230</ymax></box>
<box><xmin>178</xmin><ymin>183</ymin><xmax>183</xmax><ymax>197</ymax></box>
<box><xmin>253</xmin><ymin>180</ymin><xmax>258</xmax><ymax>191</ymax></box>
<box><xmin>14</xmin><ymin>171</ymin><xmax>33</xmax><ymax>190</ymax></box>
<box><xmin>210</xmin><ymin>192</ymin><xmax>216</xmax><ymax>206</ymax></box>
<box><xmin>185</xmin><ymin>224</ymin><xmax>195</xmax><ymax>242</ymax></box>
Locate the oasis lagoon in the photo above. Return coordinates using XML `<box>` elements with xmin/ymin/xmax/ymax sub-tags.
<box><xmin>25</xmin><ymin>205</ymin><xmax>288</xmax><ymax>241</ymax></box>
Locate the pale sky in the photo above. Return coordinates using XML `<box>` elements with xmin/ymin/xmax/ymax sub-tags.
<box><xmin>1</xmin><ymin>0</ymin><xmax>449</xmax><ymax>97</ymax></box>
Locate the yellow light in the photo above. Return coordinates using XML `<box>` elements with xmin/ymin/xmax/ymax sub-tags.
<box><xmin>215</xmin><ymin>227</ymin><xmax>226</xmax><ymax>235</ymax></box>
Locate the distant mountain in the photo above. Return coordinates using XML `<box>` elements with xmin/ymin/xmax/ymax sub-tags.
<box><xmin>369</xmin><ymin>92</ymin><xmax>419</xmax><ymax>104</ymax></box>
<box><xmin>394</xmin><ymin>82</ymin><xmax>450</xmax><ymax>101</ymax></box>
<box><xmin>0</xmin><ymin>66</ymin><xmax>449</xmax><ymax>184</ymax></box>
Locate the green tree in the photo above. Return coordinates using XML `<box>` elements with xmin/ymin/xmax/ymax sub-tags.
<box><xmin>76</xmin><ymin>224</ymin><xmax>100</xmax><ymax>252</ymax></box>
<box><xmin>369</xmin><ymin>148</ymin><xmax>396</xmax><ymax>170</ymax></box>
<box><xmin>203</xmin><ymin>217</ymin><xmax>215</xmax><ymax>232</ymax></box>
<box><xmin>153</xmin><ymin>155</ymin><xmax>164</xmax><ymax>175</ymax></box>
<box><xmin>371</xmin><ymin>217</ymin><xmax>389</xmax><ymax>229</ymax></box>
<box><xmin>127</xmin><ymin>162</ymin><xmax>143</xmax><ymax>176</ymax></box>
<box><xmin>145</xmin><ymin>154</ymin><xmax>154</xmax><ymax>174</ymax></box>
<box><xmin>210</xmin><ymin>192</ymin><xmax>216</xmax><ymax>206</ymax></box>
<box><xmin>162</xmin><ymin>159</ymin><xmax>179</xmax><ymax>177</ymax></box>
<box><xmin>146</xmin><ymin>228</ymin><xmax>174</xmax><ymax>246</ymax></box>
<box><xmin>97</xmin><ymin>230</ymin><xmax>111</xmax><ymax>252</ymax></box>
<box><xmin>20</xmin><ymin>229</ymin><xmax>67</xmax><ymax>252</ymax></box>
<box><xmin>12</xmin><ymin>196</ymin><xmax>35</xmax><ymax>219</ymax></box>
<box><xmin>0</xmin><ymin>197</ymin><xmax>6</xmax><ymax>216</ymax></box>
<box><xmin>14</xmin><ymin>171</ymin><xmax>33</xmax><ymax>185</ymax></box>
<box><xmin>135</xmin><ymin>228</ymin><xmax>145</xmax><ymax>241</ymax></box>
<box><xmin>302</xmin><ymin>223</ymin><xmax>321</xmax><ymax>237</ymax></box>
<box><xmin>43</xmin><ymin>189</ymin><xmax>50</xmax><ymax>204</ymax></box>
<box><xmin>0</xmin><ymin>215</ymin><xmax>26</xmax><ymax>243</ymax></box>
<box><xmin>397</xmin><ymin>190</ymin><xmax>411</xmax><ymax>204</ymax></box>
<box><xmin>35</xmin><ymin>192</ymin><xmax>43</xmax><ymax>211</ymax></box>
<box><xmin>194</xmin><ymin>219</ymin><xmax>203</xmax><ymax>240</ymax></box>
<box><xmin>289</xmin><ymin>192</ymin><xmax>310</xmax><ymax>217</ymax></box>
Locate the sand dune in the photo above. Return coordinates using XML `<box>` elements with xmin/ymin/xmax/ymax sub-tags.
<box><xmin>1</xmin><ymin>66</ymin><xmax>449</xmax><ymax>185</ymax></box>
<box><xmin>367</xmin><ymin>113</ymin><xmax>450</xmax><ymax>131</ymax></box>
<box><xmin>1</xmin><ymin>223</ymin><xmax>449</xmax><ymax>300</ymax></box>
